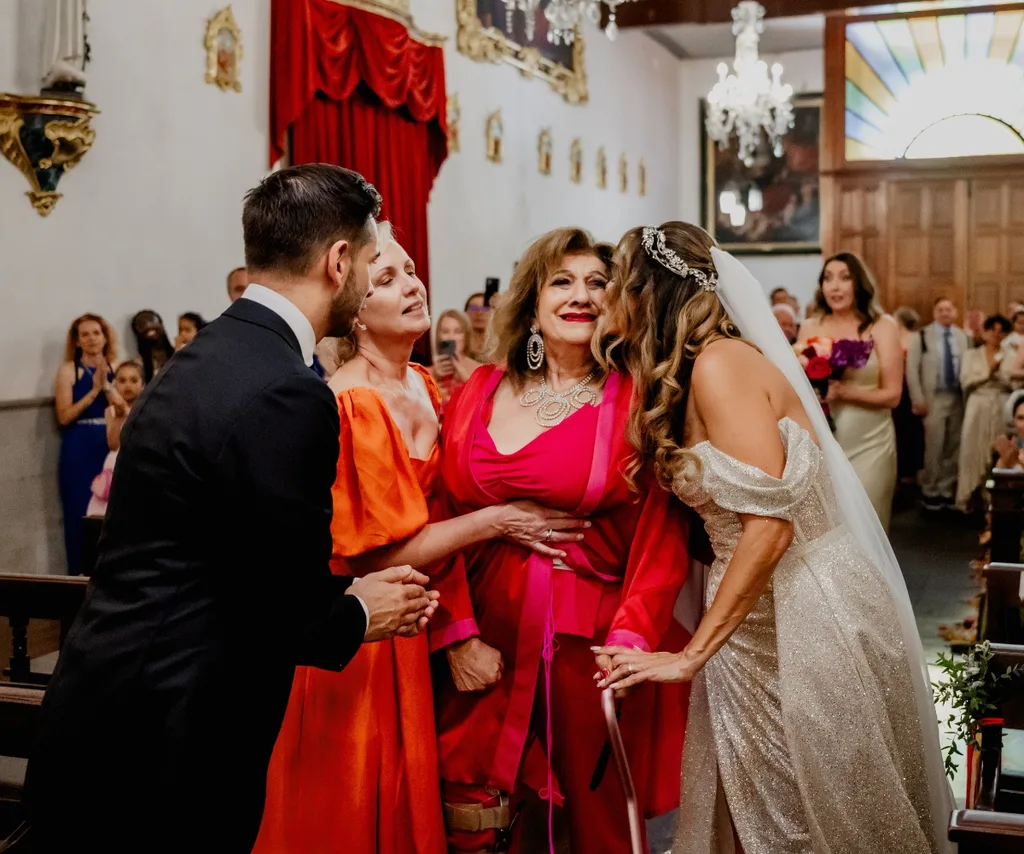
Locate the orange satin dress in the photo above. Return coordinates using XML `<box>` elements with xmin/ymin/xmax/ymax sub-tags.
<box><xmin>254</xmin><ymin>364</ymin><xmax>446</xmax><ymax>854</ymax></box>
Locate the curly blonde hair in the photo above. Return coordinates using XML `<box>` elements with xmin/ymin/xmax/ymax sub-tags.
<box><xmin>489</xmin><ymin>227</ymin><xmax>613</xmax><ymax>389</ymax></box>
<box><xmin>597</xmin><ymin>222</ymin><xmax>742</xmax><ymax>490</ymax></box>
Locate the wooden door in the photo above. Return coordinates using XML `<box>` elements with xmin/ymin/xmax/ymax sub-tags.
<box><xmin>968</xmin><ymin>178</ymin><xmax>1024</xmax><ymax>317</ymax></box>
<box><xmin>886</xmin><ymin>180</ymin><xmax>967</xmax><ymax>320</ymax></box>
<box><xmin>831</xmin><ymin>179</ymin><xmax>886</xmax><ymax>286</ymax></box>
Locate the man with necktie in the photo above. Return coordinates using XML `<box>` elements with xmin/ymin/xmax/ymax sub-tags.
<box><xmin>907</xmin><ymin>297</ymin><xmax>971</xmax><ymax>509</ymax></box>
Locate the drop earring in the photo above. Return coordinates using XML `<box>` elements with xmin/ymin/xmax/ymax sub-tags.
<box><xmin>526</xmin><ymin>324</ymin><xmax>544</xmax><ymax>371</ymax></box>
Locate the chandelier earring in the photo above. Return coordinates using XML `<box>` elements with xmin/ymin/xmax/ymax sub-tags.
<box><xmin>526</xmin><ymin>324</ymin><xmax>545</xmax><ymax>371</ymax></box>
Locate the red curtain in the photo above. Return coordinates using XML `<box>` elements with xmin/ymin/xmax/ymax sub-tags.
<box><xmin>271</xmin><ymin>0</ymin><xmax>449</xmax><ymax>361</ymax></box>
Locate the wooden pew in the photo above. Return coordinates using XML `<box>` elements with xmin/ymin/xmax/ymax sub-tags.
<box><xmin>981</xmin><ymin>563</ymin><xmax>1024</xmax><ymax>645</ymax></box>
<box><xmin>0</xmin><ymin>684</ymin><xmax>44</xmax><ymax>839</ymax></box>
<box><xmin>988</xmin><ymin>470</ymin><xmax>1024</xmax><ymax>564</ymax></box>
<box><xmin>0</xmin><ymin>573</ymin><xmax>87</xmax><ymax>686</ymax></box>
<box><xmin>950</xmin><ymin>643</ymin><xmax>1024</xmax><ymax>851</ymax></box>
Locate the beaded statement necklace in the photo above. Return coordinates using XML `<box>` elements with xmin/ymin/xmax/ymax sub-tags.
<box><xmin>518</xmin><ymin>371</ymin><xmax>599</xmax><ymax>427</ymax></box>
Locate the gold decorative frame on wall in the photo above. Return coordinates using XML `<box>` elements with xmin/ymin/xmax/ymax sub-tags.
<box><xmin>538</xmin><ymin>128</ymin><xmax>553</xmax><ymax>175</ymax></box>
<box><xmin>456</xmin><ymin>0</ymin><xmax>588</xmax><ymax>105</ymax></box>
<box><xmin>596</xmin><ymin>146</ymin><xmax>607</xmax><ymax>189</ymax></box>
<box><xmin>569</xmin><ymin>138</ymin><xmax>582</xmax><ymax>184</ymax></box>
<box><xmin>447</xmin><ymin>94</ymin><xmax>461</xmax><ymax>152</ymax></box>
<box><xmin>618</xmin><ymin>153</ymin><xmax>628</xmax><ymax>193</ymax></box>
<box><xmin>638</xmin><ymin>158</ymin><xmax>646</xmax><ymax>196</ymax></box>
<box><xmin>205</xmin><ymin>6</ymin><xmax>243</xmax><ymax>93</ymax></box>
<box><xmin>486</xmin><ymin>110</ymin><xmax>503</xmax><ymax>163</ymax></box>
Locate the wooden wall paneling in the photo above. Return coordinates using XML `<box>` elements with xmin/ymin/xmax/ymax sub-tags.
<box><xmin>830</xmin><ymin>178</ymin><xmax>888</xmax><ymax>298</ymax></box>
<box><xmin>969</xmin><ymin>178</ymin><xmax>1024</xmax><ymax>315</ymax></box>
<box><xmin>822</xmin><ymin>14</ymin><xmax>847</xmax><ymax>176</ymax></box>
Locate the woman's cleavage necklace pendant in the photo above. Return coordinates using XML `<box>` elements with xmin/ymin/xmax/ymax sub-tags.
<box><xmin>519</xmin><ymin>371</ymin><xmax>598</xmax><ymax>428</ymax></box>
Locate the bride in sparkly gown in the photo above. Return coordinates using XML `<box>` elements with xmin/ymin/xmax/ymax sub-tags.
<box><xmin>594</xmin><ymin>223</ymin><xmax>952</xmax><ymax>854</ymax></box>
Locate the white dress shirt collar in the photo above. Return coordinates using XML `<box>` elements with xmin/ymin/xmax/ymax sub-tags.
<box><xmin>241</xmin><ymin>283</ymin><xmax>316</xmax><ymax>367</ymax></box>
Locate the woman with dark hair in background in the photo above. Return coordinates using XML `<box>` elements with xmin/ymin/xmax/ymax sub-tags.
<box><xmin>132</xmin><ymin>310</ymin><xmax>174</xmax><ymax>381</ymax></box>
<box><xmin>797</xmin><ymin>252</ymin><xmax>902</xmax><ymax>529</ymax></box>
<box><xmin>463</xmin><ymin>292</ymin><xmax>489</xmax><ymax>359</ymax></box>
<box><xmin>55</xmin><ymin>313</ymin><xmax>118</xmax><ymax>574</ymax></box>
<box><xmin>175</xmin><ymin>312</ymin><xmax>207</xmax><ymax>350</ymax></box>
<box><xmin>955</xmin><ymin>314</ymin><xmax>1012</xmax><ymax>511</ymax></box>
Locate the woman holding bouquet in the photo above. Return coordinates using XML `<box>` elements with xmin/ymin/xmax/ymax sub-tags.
<box><xmin>797</xmin><ymin>253</ymin><xmax>902</xmax><ymax>529</ymax></box>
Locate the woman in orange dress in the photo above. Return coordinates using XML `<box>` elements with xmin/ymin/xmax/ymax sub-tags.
<box><xmin>254</xmin><ymin>225</ymin><xmax>586</xmax><ymax>854</ymax></box>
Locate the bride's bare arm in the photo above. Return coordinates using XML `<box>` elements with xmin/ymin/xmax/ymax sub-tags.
<box><xmin>596</xmin><ymin>343</ymin><xmax>793</xmax><ymax>690</ymax></box>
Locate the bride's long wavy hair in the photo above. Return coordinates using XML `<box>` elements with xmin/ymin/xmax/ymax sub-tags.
<box><xmin>596</xmin><ymin>222</ymin><xmax>742</xmax><ymax>490</ymax></box>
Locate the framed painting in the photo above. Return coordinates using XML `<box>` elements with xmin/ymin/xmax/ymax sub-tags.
<box><xmin>702</xmin><ymin>93</ymin><xmax>821</xmax><ymax>254</ymax></box>
<box><xmin>456</xmin><ymin>0</ymin><xmax>588</xmax><ymax>104</ymax></box>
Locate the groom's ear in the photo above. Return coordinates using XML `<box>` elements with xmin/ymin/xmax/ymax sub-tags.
<box><xmin>327</xmin><ymin>239</ymin><xmax>351</xmax><ymax>288</ymax></box>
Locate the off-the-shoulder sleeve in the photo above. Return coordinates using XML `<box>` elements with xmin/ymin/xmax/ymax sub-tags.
<box><xmin>682</xmin><ymin>421</ymin><xmax>819</xmax><ymax>521</ymax></box>
<box><xmin>330</xmin><ymin>388</ymin><xmax>429</xmax><ymax>558</ymax></box>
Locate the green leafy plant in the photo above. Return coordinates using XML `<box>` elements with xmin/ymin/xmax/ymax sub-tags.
<box><xmin>932</xmin><ymin>641</ymin><xmax>1023</xmax><ymax>778</ymax></box>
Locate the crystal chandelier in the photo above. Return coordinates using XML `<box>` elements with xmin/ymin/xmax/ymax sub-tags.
<box><xmin>706</xmin><ymin>2</ymin><xmax>794</xmax><ymax>167</ymax></box>
<box><xmin>503</xmin><ymin>1</ymin><xmax>638</xmax><ymax>47</ymax></box>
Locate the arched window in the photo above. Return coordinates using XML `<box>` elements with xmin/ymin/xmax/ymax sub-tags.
<box><xmin>904</xmin><ymin>114</ymin><xmax>1024</xmax><ymax>159</ymax></box>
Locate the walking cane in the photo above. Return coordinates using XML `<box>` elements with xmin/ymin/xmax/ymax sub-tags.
<box><xmin>601</xmin><ymin>687</ymin><xmax>644</xmax><ymax>854</ymax></box>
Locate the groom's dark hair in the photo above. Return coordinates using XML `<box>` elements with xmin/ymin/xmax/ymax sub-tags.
<box><xmin>242</xmin><ymin>164</ymin><xmax>382</xmax><ymax>277</ymax></box>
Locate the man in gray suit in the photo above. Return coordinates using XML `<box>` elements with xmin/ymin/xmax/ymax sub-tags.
<box><xmin>906</xmin><ymin>297</ymin><xmax>971</xmax><ymax>508</ymax></box>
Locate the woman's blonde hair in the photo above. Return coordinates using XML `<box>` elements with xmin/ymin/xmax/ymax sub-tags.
<box><xmin>65</xmin><ymin>313</ymin><xmax>117</xmax><ymax>363</ymax></box>
<box><xmin>489</xmin><ymin>227</ymin><xmax>613</xmax><ymax>389</ymax></box>
<box><xmin>597</xmin><ymin>222</ymin><xmax>741</xmax><ymax>490</ymax></box>
<box><xmin>335</xmin><ymin>221</ymin><xmax>395</xmax><ymax>365</ymax></box>
<box><xmin>434</xmin><ymin>309</ymin><xmax>472</xmax><ymax>356</ymax></box>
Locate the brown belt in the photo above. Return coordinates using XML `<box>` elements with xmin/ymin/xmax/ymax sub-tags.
<box><xmin>442</xmin><ymin>795</ymin><xmax>512</xmax><ymax>833</ymax></box>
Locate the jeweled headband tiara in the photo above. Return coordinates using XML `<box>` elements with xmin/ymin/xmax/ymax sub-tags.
<box><xmin>641</xmin><ymin>226</ymin><xmax>718</xmax><ymax>292</ymax></box>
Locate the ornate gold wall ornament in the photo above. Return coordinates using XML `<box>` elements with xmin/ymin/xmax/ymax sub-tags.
<box><xmin>456</xmin><ymin>0</ymin><xmax>588</xmax><ymax>105</ymax></box>
<box><xmin>0</xmin><ymin>94</ymin><xmax>99</xmax><ymax>217</ymax></box>
<box><xmin>618</xmin><ymin>153</ymin><xmax>628</xmax><ymax>193</ymax></box>
<box><xmin>569</xmin><ymin>138</ymin><xmax>583</xmax><ymax>184</ymax></box>
<box><xmin>538</xmin><ymin>128</ymin><xmax>553</xmax><ymax>175</ymax></box>
<box><xmin>638</xmin><ymin>158</ymin><xmax>646</xmax><ymax>197</ymax></box>
<box><xmin>596</xmin><ymin>146</ymin><xmax>607</xmax><ymax>190</ymax></box>
<box><xmin>486</xmin><ymin>110</ymin><xmax>504</xmax><ymax>163</ymax></box>
<box><xmin>447</xmin><ymin>94</ymin><xmax>461</xmax><ymax>152</ymax></box>
<box><xmin>205</xmin><ymin>6</ymin><xmax>243</xmax><ymax>93</ymax></box>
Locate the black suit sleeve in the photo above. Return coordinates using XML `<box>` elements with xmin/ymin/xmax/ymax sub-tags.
<box><xmin>220</xmin><ymin>372</ymin><xmax>366</xmax><ymax>671</ymax></box>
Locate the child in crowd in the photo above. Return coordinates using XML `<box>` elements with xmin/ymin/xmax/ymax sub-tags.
<box><xmin>175</xmin><ymin>312</ymin><xmax>207</xmax><ymax>350</ymax></box>
<box><xmin>87</xmin><ymin>362</ymin><xmax>145</xmax><ymax>516</ymax></box>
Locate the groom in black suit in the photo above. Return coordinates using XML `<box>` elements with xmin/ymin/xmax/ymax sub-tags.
<box><xmin>20</xmin><ymin>165</ymin><xmax>438</xmax><ymax>853</ymax></box>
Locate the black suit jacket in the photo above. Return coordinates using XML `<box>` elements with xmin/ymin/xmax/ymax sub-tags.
<box><xmin>24</xmin><ymin>299</ymin><xmax>366</xmax><ymax>853</ymax></box>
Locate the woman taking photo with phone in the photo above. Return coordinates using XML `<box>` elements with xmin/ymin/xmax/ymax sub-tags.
<box><xmin>432</xmin><ymin>310</ymin><xmax>481</xmax><ymax>410</ymax></box>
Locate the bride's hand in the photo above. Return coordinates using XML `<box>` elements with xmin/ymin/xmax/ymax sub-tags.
<box><xmin>592</xmin><ymin>646</ymin><xmax>698</xmax><ymax>697</ymax></box>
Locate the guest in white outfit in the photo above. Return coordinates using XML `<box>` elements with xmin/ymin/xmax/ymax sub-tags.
<box><xmin>906</xmin><ymin>297</ymin><xmax>971</xmax><ymax>509</ymax></box>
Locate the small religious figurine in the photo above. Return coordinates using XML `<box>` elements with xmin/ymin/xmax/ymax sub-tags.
<box><xmin>537</xmin><ymin>128</ymin><xmax>552</xmax><ymax>175</ymax></box>
<box><xmin>596</xmin><ymin>146</ymin><xmax>607</xmax><ymax>190</ymax></box>
<box><xmin>41</xmin><ymin>0</ymin><xmax>88</xmax><ymax>95</ymax></box>
<box><xmin>205</xmin><ymin>7</ymin><xmax>243</xmax><ymax>93</ymax></box>
<box><xmin>569</xmin><ymin>138</ymin><xmax>582</xmax><ymax>184</ymax></box>
<box><xmin>619</xmin><ymin>153</ymin><xmax>628</xmax><ymax>193</ymax></box>
<box><xmin>638</xmin><ymin>158</ymin><xmax>646</xmax><ymax>196</ymax></box>
<box><xmin>486</xmin><ymin>110</ymin><xmax>503</xmax><ymax>163</ymax></box>
<box><xmin>447</xmin><ymin>94</ymin><xmax>461</xmax><ymax>153</ymax></box>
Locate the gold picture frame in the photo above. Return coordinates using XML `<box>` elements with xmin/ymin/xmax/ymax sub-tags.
<box><xmin>457</xmin><ymin>0</ymin><xmax>588</xmax><ymax>105</ymax></box>
<box><xmin>596</xmin><ymin>146</ymin><xmax>607</xmax><ymax>190</ymax></box>
<box><xmin>486</xmin><ymin>109</ymin><xmax>503</xmax><ymax>163</ymax></box>
<box><xmin>538</xmin><ymin>128</ymin><xmax>553</xmax><ymax>175</ymax></box>
<box><xmin>205</xmin><ymin>6</ymin><xmax>243</xmax><ymax>93</ymax></box>
<box><xmin>447</xmin><ymin>94</ymin><xmax>461</xmax><ymax>153</ymax></box>
<box><xmin>569</xmin><ymin>138</ymin><xmax>582</xmax><ymax>184</ymax></box>
<box><xmin>638</xmin><ymin>158</ymin><xmax>646</xmax><ymax>197</ymax></box>
<box><xmin>618</xmin><ymin>153</ymin><xmax>628</xmax><ymax>193</ymax></box>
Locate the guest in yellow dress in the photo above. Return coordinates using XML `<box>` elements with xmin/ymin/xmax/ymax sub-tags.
<box><xmin>797</xmin><ymin>253</ymin><xmax>903</xmax><ymax>529</ymax></box>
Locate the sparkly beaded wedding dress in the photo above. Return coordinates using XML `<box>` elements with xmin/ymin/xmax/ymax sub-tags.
<box><xmin>667</xmin><ymin>250</ymin><xmax>953</xmax><ymax>854</ymax></box>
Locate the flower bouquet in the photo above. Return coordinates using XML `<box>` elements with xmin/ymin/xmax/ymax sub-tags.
<box><xmin>795</xmin><ymin>336</ymin><xmax>874</xmax><ymax>431</ymax></box>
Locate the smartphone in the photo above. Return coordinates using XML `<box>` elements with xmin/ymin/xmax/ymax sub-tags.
<box><xmin>484</xmin><ymin>277</ymin><xmax>500</xmax><ymax>307</ymax></box>
<box><xmin>437</xmin><ymin>339</ymin><xmax>456</xmax><ymax>358</ymax></box>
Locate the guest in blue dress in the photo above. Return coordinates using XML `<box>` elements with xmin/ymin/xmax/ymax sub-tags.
<box><xmin>55</xmin><ymin>314</ymin><xmax>117</xmax><ymax>575</ymax></box>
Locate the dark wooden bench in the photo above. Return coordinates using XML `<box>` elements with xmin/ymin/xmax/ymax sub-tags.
<box><xmin>0</xmin><ymin>684</ymin><xmax>44</xmax><ymax>840</ymax></box>
<box><xmin>0</xmin><ymin>573</ymin><xmax>87</xmax><ymax>686</ymax></box>
<box><xmin>988</xmin><ymin>470</ymin><xmax>1024</xmax><ymax>564</ymax></box>
<box><xmin>981</xmin><ymin>563</ymin><xmax>1024</xmax><ymax>645</ymax></box>
<box><xmin>950</xmin><ymin>643</ymin><xmax>1024</xmax><ymax>851</ymax></box>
